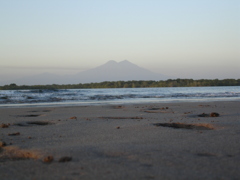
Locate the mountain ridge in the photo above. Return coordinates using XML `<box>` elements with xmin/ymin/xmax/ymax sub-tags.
<box><xmin>73</xmin><ymin>60</ymin><xmax>169</xmax><ymax>83</ymax></box>
<box><xmin>1</xmin><ymin>60</ymin><xmax>171</xmax><ymax>85</ymax></box>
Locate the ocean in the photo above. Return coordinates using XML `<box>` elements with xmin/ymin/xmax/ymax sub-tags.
<box><xmin>0</xmin><ymin>86</ymin><xmax>240</xmax><ymax>107</ymax></box>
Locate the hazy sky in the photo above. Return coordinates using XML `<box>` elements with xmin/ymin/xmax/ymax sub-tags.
<box><xmin>1</xmin><ymin>0</ymin><xmax>239</xmax><ymax>82</ymax></box>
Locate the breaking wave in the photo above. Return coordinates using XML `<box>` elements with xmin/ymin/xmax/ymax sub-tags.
<box><xmin>0</xmin><ymin>86</ymin><xmax>240</xmax><ymax>105</ymax></box>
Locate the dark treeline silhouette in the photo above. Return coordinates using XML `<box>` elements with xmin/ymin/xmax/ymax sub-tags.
<box><xmin>1</xmin><ymin>79</ymin><xmax>240</xmax><ymax>90</ymax></box>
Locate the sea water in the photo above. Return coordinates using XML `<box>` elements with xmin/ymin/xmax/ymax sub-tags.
<box><xmin>0</xmin><ymin>86</ymin><xmax>240</xmax><ymax>107</ymax></box>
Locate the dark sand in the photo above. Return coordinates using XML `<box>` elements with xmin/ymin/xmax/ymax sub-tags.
<box><xmin>0</xmin><ymin>101</ymin><xmax>240</xmax><ymax>180</ymax></box>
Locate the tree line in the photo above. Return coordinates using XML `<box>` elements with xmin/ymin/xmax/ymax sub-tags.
<box><xmin>0</xmin><ymin>79</ymin><xmax>240</xmax><ymax>90</ymax></box>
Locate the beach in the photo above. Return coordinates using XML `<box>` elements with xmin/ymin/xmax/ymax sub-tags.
<box><xmin>0</xmin><ymin>101</ymin><xmax>240</xmax><ymax>180</ymax></box>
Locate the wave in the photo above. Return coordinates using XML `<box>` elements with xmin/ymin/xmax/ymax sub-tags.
<box><xmin>0</xmin><ymin>87</ymin><xmax>239</xmax><ymax>104</ymax></box>
<box><xmin>16</xmin><ymin>89</ymin><xmax>60</xmax><ymax>94</ymax></box>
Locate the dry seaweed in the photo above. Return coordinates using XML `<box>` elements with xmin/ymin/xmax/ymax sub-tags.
<box><xmin>153</xmin><ymin>122</ymin><xmax>214</xmax><ymax>130</ymax></box>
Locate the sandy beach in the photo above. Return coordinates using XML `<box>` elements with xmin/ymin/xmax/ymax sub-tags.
<box><xmin>0</xmin><ymin>101</ymin><xmax>240</xmax><ymax>180</ymax></box>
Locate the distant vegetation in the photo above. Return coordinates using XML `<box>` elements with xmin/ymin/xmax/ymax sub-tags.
<box><xmin>0</xmin><ymin>79</ymin><xmax>240</xmax><ymax>90</ymax></box>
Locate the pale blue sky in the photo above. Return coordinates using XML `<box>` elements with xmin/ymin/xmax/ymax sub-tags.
<box><xmin>0</xmin><ymin>0</ymin><xmax>239</xmax><ymax>81</ymax></box>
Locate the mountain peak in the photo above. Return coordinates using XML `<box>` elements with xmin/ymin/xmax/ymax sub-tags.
<box><xmin>103</xmin><ymin>60</ymin><xmax>134</xmax><ymax>67</ymax></box>
<box><xmin>119</xmin><ymin>60</ymin><xmax>130</xmax><ymax>63</ymax></box>
<box><xmin>105</xmin><ymin>60</ymin><xmax>117</xmax><ymax>64</ymax></box>
<box><xmin>105</xmin><ymin>60</ymin><xmax>131</xmax><ymax>64</ymax></box>
<box><xmin>103</xmin><ymin>60</ymin><xmax>134</xmax><ymax>65</ymax></box>
<box><xmin>119</xmin><ymin>60</ymin><xmax>135</xmax><ymax>66</ymax></box>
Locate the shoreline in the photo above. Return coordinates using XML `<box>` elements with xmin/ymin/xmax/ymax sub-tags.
<box><xmin>1</xmin><ymin>101</ymin><xmax>240</xmax><ymax>179</ymax></box>
<box><xmin>1</xmin><ymin>97</ymin><xmax>240</xmax><ymax>108</ymax></box>
<box><xmin>1</xmin><ymin>86</ymin><xmax>239</xmax><ymax>109</ymax></box>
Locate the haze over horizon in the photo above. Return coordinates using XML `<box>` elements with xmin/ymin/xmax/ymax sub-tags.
<box><xmin>0</xmin><ymin>60</ymin><xmax>172</xmax><ymax>85</ymax></box>
<box><xmin>1</xmin><ymin>0</ymin><xmax>239</xmax><ymax>83</ymax></box>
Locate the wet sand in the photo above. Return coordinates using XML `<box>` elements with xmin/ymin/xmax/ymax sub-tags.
<box><xmin>0</xmin><ymin>101</ymin><xmax>240</xmax><ymax>180</ymax></box>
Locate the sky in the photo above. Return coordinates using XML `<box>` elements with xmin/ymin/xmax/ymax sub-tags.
<box><xmin>0</xmin><ymin>0</ymin><xmax>239</xmax><ymax>84</ymax></box>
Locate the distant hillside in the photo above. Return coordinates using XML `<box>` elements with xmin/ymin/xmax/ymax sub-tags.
<box><xmin>1</xmin><ymin>60</ymin><xmax>171</xmax><ymax>85</ymax></box>
<box><xmin>71</xmin><ymin>60</ymin><xmax>170</xmax><ymax>83</ymax></box>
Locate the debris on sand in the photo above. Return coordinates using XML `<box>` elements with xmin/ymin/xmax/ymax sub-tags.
<box><xmin>0</xmin><ymin>123</ymin><xmax>9</xmax><ymax>128</ymax></box>
<box><xmin>69</xmin><ymin>116</ymin><xmax>77</xmax><ymax>120</ymax></box>
<box><xmin>43</xmin><ymin>156</ymin><xmax>54</xmax><ymax>163</ymax></box>
<box><xmin>210</xmin><ymin>112</ymin><xmax>220</xmax><ymax>117</ymax></box>
<box><xmin>8</xmin><ymin>132</ymin><xmax>20</xmax><ymax>136</ymax></box>
<box><xmin>16</xmin><ymin>121</ymin><xmax>52</xmax><ymax>126</ymax></box>
<box><xmin>27</xmin><ymin>121</ymin><xmax>52</xmax><ymax>125</ymax></box>
<box><xmin>99</xmin><ymin>117</ymin><xmax>143</xmax><ymax>119</ymax></box>
<box><xmin>113</xmin><ymin>106</ymin><xmax>124</xmax><ymax>109</ymax></box>
<box><xmin>198</xmin><ymin>112</ymin><xmax>220</xmax><ymax>117</ymax></box>
<box><xmin>144</xmin><ymin>107</ymin><xmax>172</xmax><ymax>113</ymax></box>
<box><xmin>153</xmin><ymin>122</ymin><xmax>214</xmax><ymax>130</ymax></box>
<box><xmin>59</xmin><ymin>156</ymin><xmax>72</xmax><ymax>162</ymax></box>
<box><xmin>198</xmin><ymin>113</ymin><xmax>209</xmax><ymax>117</ymax></box>
<box><xmin>16</xmin><ymin>114</ymin><xmax>41</xmax><ymax>117</ymax></box>
<box><xmin>0</xmin><ymin>146</ymin><xmax>40</xmax><ymax>161</ymax></box>
<box><xmin>0</xmin><ymin>141</ymin><xmax>7</xmax><ymax>147</ymax></box>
